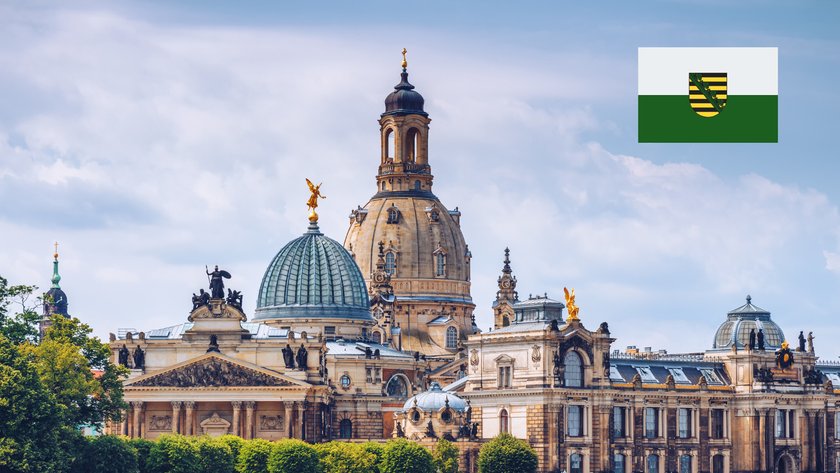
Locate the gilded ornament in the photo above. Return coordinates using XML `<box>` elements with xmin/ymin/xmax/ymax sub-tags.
<box><xmin>305</xmin><ymin>178</ymin><xmax>326</xmax><ymax>222</ymax></box>
<box><xmin>564</xmin><ymin>287</ymin><xmax>580</xmax><ymax>322</ymax></box>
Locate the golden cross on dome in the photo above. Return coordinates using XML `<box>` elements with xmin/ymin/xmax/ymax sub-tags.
<box><xmin>401</xmin><ymin>48</ymin><xmax>408</xmax><ymax>69</ymax></box>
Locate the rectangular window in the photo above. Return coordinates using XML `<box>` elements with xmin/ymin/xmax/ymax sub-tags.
<box><xmin>635</xmin><ymin>366</ymin><xmax>658</xmax><ymax>383</ymax></box>
<box><xmin>613</xmin><ymin>407</ymin><xmax>626</xmax><ymax>438</ymax></box>
<box><xmin>498</xmin><ymin>366</ymin><xmax>512</xmax><ymax>389</ymax></box>
<box><xmin>836</xmin><ymin>412</ymin><xmax>840</xmax><ymax>439</ymax></box>
<box><xmin>614</xmin><ymin>454</ymin><xmax>625</xmax><ymax>473</ymax></box>
<box><xmin>324</xmin><ymin>326</ymin><xmax>336</xmax><ymax>341</ymax></box>
<box><xmin>700</xmin><ymin>368</ymin><xmax>723</xmax><ymax>385</ymax></box>
<box><xmin>678</xmin><ymin>408</ymin><xmax>691</xmax><ymax>438</ymax></box>
<box><xmin>568</xmin><ymin>406</ymin><xmax>583</xmax><ymax>437</ymax></box>
<box><xmin>776</xmin><ymin>409</ymin><xmax>795</xmax><ymax>439</ymax></box>
<box><xmin>679</xmin><ymin>455</ymin><xmax>691</xmax><ymax>473</ymax></box>
<box><xmin>645</xmin><ymin>407</ymin><xmax>659</xmax><ymax>439</ymax></box>
<box><xmin>668</xmin><ymin>368</ymin><xmax>691</xmax><ymax>384</ymax></box>
<box><xmin>712</xmin><ymin>455</ymin><xmax>725</xmax><ymax>473</ymax></box>
<box><xmin>710</xmin><ymin>409</ymin><xmax>725</xmax><ymax>439</ymax></box>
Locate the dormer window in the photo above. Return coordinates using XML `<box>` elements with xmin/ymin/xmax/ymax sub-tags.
<box><xmin>446</xmin><ymin>326</ymin><xmax>458</xmax><ymax>349</ymax></box>
<box><xmin>433</xmin><ymin>248</ymin><xmax>447</xmax><ymax>278</ymax></box>
<box><xmin>387</xmin><ymin>205</ymin><xmax>401</xmax><ymax>224</ymax></box>
<box><xmin>385</xmin><ymin>252</ymin><xmax>396</xmax><ymax>276</ymax></box>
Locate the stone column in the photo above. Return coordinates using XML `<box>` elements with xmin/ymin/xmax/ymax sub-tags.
<box><xmin>121</xmin><ymin>408</ymin><xmax>129</xmax><ymax>436</ymax></box>
<box><xmin>297</xmin><ymin>402</ymin><xmax>306</xmax><ymax>440</ymax></box>
<box><xmin>244</xmin><ymin>401</ymin><xmax>256</xmax><ymax>439</ymax></box>
<box><xmin>184</xmin><ymin>401</ymin><xmax>196</xmax><ymax>436</ymax></box>
<box><xmin>285</xmin><ymin>402</ymin><xmax>293</xmax><ymax>438</ymax></box>
<box><xmin>171</xmin><ymin>401</ymin><xmax>182</xmax><ymax>434</ymax></box>
<box><xmin>232</xmin><ymin>401</ymin><xmax>242</xmax><ymax>438</ymax></box>
<box><xmin>131</xmin><ymin>401</ymin><xmax>144</xmax><ymax>439</ymax></box>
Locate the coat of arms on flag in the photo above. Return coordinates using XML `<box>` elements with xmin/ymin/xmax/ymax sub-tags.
<box><xmin>689</xmin><ymin>72</ymin><xmax>727</xmax><ymax>117</ymax></box>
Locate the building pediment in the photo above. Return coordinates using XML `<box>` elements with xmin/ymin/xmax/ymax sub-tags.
<box><xmin>126</xmin><ymin>353</ymin><xmax>309</xmax><ymax>388</ymax></box>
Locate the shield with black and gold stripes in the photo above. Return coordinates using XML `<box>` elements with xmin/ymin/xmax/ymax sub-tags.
<box><xmin>688</xmin><ymin>72</ymin><xmax>727</xmax><ymax>117</ymax></box>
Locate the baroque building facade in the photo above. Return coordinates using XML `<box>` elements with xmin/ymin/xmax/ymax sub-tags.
<box><xmin>92</xmin><ymin>54</ymin><xmax>840</xmax><ymax>473</ymax></box>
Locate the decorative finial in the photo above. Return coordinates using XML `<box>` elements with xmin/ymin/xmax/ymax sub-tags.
<box><xmin>305</xmin><ymin>178</ymin><xmax>326</xmax><ymax>223</ymax></box>
<box><xmin>401</xmin><ymin>48</ymin><xmax>408</xmax><ymax>70</ymax></box>
<box><xmin>564</xmin><ymin>287</ymin><xmax>580</xmax><ymax>322</ymax></box>
<box><xmin>502</xmin><ymin>247</ymin><xmax>512</xmax><ymax>273</ymax></box>
<box><xmin>51</xmin><ymin>243</ymin><xmax>62</xmax><ymax>289</ymax></box>
<box><xmin>746</xmin><ymin>294</ymin><xmax>752</xmax><ymax>304</ymax></box>
<box><xmin>54</xmin><ymin>241</ymin><xmax>59</xmax><ymax>260</ymax></box>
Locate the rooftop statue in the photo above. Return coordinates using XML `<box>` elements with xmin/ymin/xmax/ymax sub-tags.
<box><xmin>306</xmin><ymin>178</ymin><xmax>325</xmax><ymax>222</ymax></box>
<box><xmin>564</xmin><ymin>287</ymin><xmax>580</xmax><ymax>322</ymax></box>
<box><xmin>206</xmin><ymin>265</ymin><xmax>231</xmax><ymax>299</ymax></box>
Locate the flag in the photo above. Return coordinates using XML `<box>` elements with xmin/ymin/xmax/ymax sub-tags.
<box><xmin>638</xmin><ymin>47</ymin><xmax>778</xmax><ymax>143</ymax></box>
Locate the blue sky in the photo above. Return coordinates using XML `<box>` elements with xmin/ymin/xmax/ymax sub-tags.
<box><xmin>2</xmin><ymin>1</ymin><xmax>840</xmax><ymax>357</ymax></box>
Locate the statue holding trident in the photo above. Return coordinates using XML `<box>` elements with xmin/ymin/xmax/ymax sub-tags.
<box><xmin>564</xmin><ymin>287</ymin><xmax>580</xmax><ymax>322</ymax></box>
<box><xmin>306</xmin><ymin>178</ymin><xmax>326</xmax><ymax>222</ymax></box>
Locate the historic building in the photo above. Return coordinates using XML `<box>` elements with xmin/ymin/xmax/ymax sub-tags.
<box><xmin>454</xmin><ymin>249</ymin><xmax>840</xmax><ymax>473</ymax></box>
<box><xmin>92</xmin><ymin>52</ymin><xmax>840</xmax><ymax>473</ymax></box>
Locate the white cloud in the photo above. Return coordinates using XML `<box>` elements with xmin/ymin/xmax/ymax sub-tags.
<box><xmin>2</xmin><ymin>5</ymin><xmax>840</xmax><ymax>358</ymax></box>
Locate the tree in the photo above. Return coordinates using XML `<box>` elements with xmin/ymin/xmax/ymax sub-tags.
<box><xmin>267</xmin><ymin>439</ymin><xmax>319</xmax><ymax>473</ymax></box>
<box><xmin>316</xmin><ymin>442</ymin><xmax>379</xmax><ymax>473</ymax></box>
<box><xmin>477</xmin><ymin>434</ymin><xmax>538</xmax><ymax>473</ymax></box>
<box><xmin>196</xmin><ymin>437</ymin><xmax>235</xmax><ymax>473</ymax></box>
<box><xmin>236</xmin><ymin>438</ymin><xmax>273</xmax><ymax>473</ymax></box>
<box><xmin>128</xmin><ymin>438</ymin><xmax>155</xmax><ymax>473</ymax></box>
<box><xmin>380</xmin><ymin>439</ymin><xmax>435</xmax><ymax>473</ymax></box>
<box><xmin>85</xmin><ymin>435</ymin><xmax>139</xmax><ymax>473</ymax></box>
<box><xmin>0</xmin><ymin>276</ymin><xmax>40</xmax><ymax>344</ymax></box>
<box><xmin>433</xmin><ymin>438</ymin><xmax>459</xmax><ymax>473</ymax></box>
<box><xmin>147</xmin><ymin>434</ymin><xmax>200</xmax><ymax>473</ymax></box>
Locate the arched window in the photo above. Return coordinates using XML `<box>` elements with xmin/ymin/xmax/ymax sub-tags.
<box><xmin>502</xmin><ymin>316</ymin><xmax>510</xmax><ymax>327</ymax></box>
<box><xmin>614</xmin><ymin>454</ymin><xmax>626</xmax><ymax>473</ymax></box>
<box><xmin>385</xmin><ymin>129</ymin><xmax>394</xmax><ymax>161</ymax></box>
<box><xmin>570</xmin><ymin>453</ymin><xmax>583</xmax><ymax>473</ymax></box>
<box><xmin>372</xmin><ymin>331</ymin><xmax>382</xmax><ymax>344</ymax></box>
<box><xmin>647</xmin><ymin>454</ymin><xmax>659</xmax><ymax>473</ymax></box>
<box><xmin>385</xmin><ymin>375</ymin><xmax>409</xmax><ymax>398</ymax></box>
<box><xmin>381</xmin><ymin>181</ymin><xmax>386</xmax><ymax>191</ymax></box>
<box><xmin>679</xmin><ymin>455</ymin><xmax>692</xmax><ymax>473</ymax></box>
<box><xmin>405</xmin><ymin>128</ymin><xmax>419</xmax><ymax>162</ymax></box>
<box><xmin>564</xmin><ymin>351</ymin><xmax>583</xmax><ymax>387</ymax></box>
<box><xmin>414</xmin><ymin>180</ymin><xmax>421</xmax><ymax>190</ymax></box>
<box><xmin>712</xmin><ymin>455</ymin><xmax>724</xmax><ymax>473</ymax></box>
<box><xmin>446</xmin><ymin>326</ymin><xmax>458</xmax><ymax>349</ymax></box>
<box><xmin>436</xmin><ymin>253</ymin><xmax>446</xmax><ymax>277</ymax></box>
<box><xmin>499</xmin><ymin>409</ymin><xmax>509</xmax><ymax>434</ymax></box>
<box><xmin>387</xmin><ymin>205</ymin><xmax>400</xmax><ymax>224</ymax></box>
<box><xmin>339</xmin><ymin>419</ymin><xmax>352</xmax><ymax>439</ymax></box>
<box><xmin>385</xmin><ymin>252</ymin><xmax>396</xmax><ymax>276</ymax></box>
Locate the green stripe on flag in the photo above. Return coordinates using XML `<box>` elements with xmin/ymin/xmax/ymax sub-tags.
<box><xmin>639</xmin><ymin>95</ymin><xmax>778</xmax><ymax>143</ymax></box>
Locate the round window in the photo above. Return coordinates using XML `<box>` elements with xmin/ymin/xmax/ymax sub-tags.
<box><xmin>340</xmin><ymin>374</ymin><xmax>351</xmax><ymax>389</ymax></box>
<box><xmin>441</xmin><ymin>409</ymin><xmax>452</xmax><ymax>424</ymax></box>
<box><xmin>411</xmin><ymin>409</ymin><xmax>421</xmax><ymax>423</ymax></box>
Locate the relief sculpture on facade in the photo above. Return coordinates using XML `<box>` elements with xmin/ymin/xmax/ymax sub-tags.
<box><xmin>132</xmin><ymin>357</ymin><xmax>294</xmax><ymax>387</ymax></box>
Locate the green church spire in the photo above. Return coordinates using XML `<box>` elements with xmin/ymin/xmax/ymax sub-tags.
<box><xmin>51</xmin><ymin>241</ymin><xmax>61</xmax><ymax>289</ymax></box>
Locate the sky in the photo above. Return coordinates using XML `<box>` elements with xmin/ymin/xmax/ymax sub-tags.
<box><xmin>2</xmin><ymin>1</ymin><xmax>840</xmax><ymax>358</ymax></box>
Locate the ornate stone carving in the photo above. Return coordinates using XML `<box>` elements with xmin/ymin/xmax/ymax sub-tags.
<box><xmin>132</xmin><ymin>357</ymin><xmax>295</xmax><ymax>387</ymax></box>
<box><xmin>149</xmin><ymin>415</ymin><xmax>172</xmax><ymax>431</ymax></box>
<box><xmin>259</xmin><ymin>415</ymin><xmax>284</xmax><ymax>431</ymax></box>
<box><xmin>200</xmin><ymin>412</ymin><xmax>231</xmax><ymax>437</ymax></box>
<box><xmin>469</xmin><ymin>349</ymin><xmax>479</xmax><ymax>366</ymax></box>
<box><xmin>558</xmin><ymin>336</ymin><xmax>594</xmax><ymax>363</ymax></box>
<box><xmin>531</xmin><ymin>345</ymin><xmax>541</xmax><ymax>364</ymax></box>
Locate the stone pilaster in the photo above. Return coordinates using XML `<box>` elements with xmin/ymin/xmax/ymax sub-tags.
<box><xmin>171</xmin><ymin>401</ymin><xmax>182</xmax><ymax>434</ymax></box>
<box><xmin>184</xmin><ymin>401</ymin><xmax>195</xmax><ymax>436</ymax></box>
<box><xmin>131</xmin><ymin>401</ymin><xmax>144</xmax><ymax>439</ymax></box>
<box><xmin>244</xmin><ymin>401</ymin><xmax>256</xmax><ymax>440</ymax></box>
<box><xmin>285</xmin><ymin>402</ymin><xmax>293</xmax><ymax>438</ymax></box>
<box><xmin>231</xmin><ymin>401</ymin><xmax>242</xmax><ymax>437</ymax></box>
<box><xmin>297</xmin><ymin>402</ymin><xmax>306</xmax><ymax>440</ymax></box>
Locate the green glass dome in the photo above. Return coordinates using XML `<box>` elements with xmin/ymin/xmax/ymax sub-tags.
<box><xmin>255</xmin><ymin>222</ymin><xmax>372</xmax><ymax>321</ymax></box>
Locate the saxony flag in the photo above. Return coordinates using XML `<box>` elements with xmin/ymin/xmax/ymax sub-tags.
<box><xmin>638</xmin><ymin>47</ymin><xmax>778</xmax><ymax>143</ymax></box>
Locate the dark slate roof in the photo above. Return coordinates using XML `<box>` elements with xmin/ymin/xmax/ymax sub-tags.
<box><xmin>610</xmin><ymin>355</ymin><xmax>730</xmax><ymax>387</ymax></box>
<box><xmin>383</xmin><ymin>69</ymin><xmax>427</xmax><ymax>117</ymax></box>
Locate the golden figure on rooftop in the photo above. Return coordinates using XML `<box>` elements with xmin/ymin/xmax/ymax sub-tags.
<box><xmin>564</xmin><ymin>287</ymin><xmax>579</xmax><ymax>322</ymax></box>
<box><xmin>306</xmin><ymin>178</ymin><xmax>325</xmax><ymax>222</ymax></box>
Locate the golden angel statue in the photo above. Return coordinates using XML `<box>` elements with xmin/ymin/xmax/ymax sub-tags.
<box><xmin>564</xmin><ymin>287</ymin><xmax>580</xmax><ymax>322</ymax></box>
<box><xmin>305</xmin><ymin>178</ymin><xmax>326</xmax><ymax>222</ymax></box>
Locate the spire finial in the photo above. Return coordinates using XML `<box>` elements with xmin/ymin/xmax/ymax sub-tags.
<box><xmin>746</xmin><ymin>294</ymin><xmax>752</xmax><ymax>304</ymax></box>
<box><xmin>51</xmin><ymin>243</ymin><xmax>62</xmax><ymax>289</ymax></box>
<box><xmin>401</xmin><ymin>48</ymin><xmax>408</xmax><ymax>70</ymax></box>
<box><xmin>305</xmin><ymin>178</ymin><xmax>325</xmax><ymax>223</ymax></box>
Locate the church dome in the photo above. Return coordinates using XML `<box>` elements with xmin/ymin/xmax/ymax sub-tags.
<box><xmin>712</xmin><ymin>295</ymin><xmax>785</xmax><ymax>350</ymax></box>
<box><xmin>383</xmin><ymin>69</ymin><xmax>426</xmax><ymax>117</ymax></box>
<box><xmin>402</xmin><ymin>382</ymin><xmax>467</xmax><ymax>412</ymax></box>
<box><xmin>255</xmin><ymin>222</ymin><xmax>371</xmax><ymax>321</ymax></box>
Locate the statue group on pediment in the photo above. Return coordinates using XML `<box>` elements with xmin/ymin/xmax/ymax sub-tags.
<box><xmin>133</xmin><ymin>358</ymin><xmax>290</xmax><ymax>387</ymax></box>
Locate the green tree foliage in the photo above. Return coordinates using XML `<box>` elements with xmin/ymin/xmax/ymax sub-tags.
<box><xmin>380</xmin><ymin>438</ymin><xmax>435</xmax><ymax>473</ymax></box>
<box><xmin>315</xmin><ymin>441</ymin><xmax>379</xmax><ymax>473</ymax></box>
<box><xmin>433</xmin><ymin>438</ymin><xmax>459</xmax><ymax>473</ymax></box>
<box><xmin>85</xmin><ymin>435</ymin><xmax>139</xmax><ymax>473</ymax></box>
<box><xmin>477</xmin><ymin>434</ymin><xmax>538</xmax><ymax>473</ymax></box>
<box><xmin>196</xmin><ymin>437</ymin><xmax>235</xmax><ymax>473</ymax></box>
<box><xmin>236</xmin><ymin>438</ymin><xmax>274</xmax><ymax>473</ymax></box>
<box><xmin>147</xmin><ymin>434</ymin><xmax>200</xmax><ymax>473</ymax></box>
<box><xmin>267</xmin><ymin>439</ymin><xmax>320</xmax><ymax>473</ymax></box>
<box><xmin>217</xmin><ymin>434</ymin><xmax>246</xmax><ymax>460</ymax></box>
<box><xmin>0</xmin><ymin>276</ymin><xmax>40</xmax><ymax>344</ymax></box>
<box><xmin>128</xmin><ymin>438</ymin><xmax>155</xmax><ymax>473</ymax></box>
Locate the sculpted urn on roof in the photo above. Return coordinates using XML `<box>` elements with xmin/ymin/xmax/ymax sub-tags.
<box><xmin>343</xmin><ymin>50</ymin><xmax>476</xmax><ymax>358</ymax></box>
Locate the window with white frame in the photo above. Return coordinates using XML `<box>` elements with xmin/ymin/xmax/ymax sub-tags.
<box><xmin>564</xmin><ymin>351</ymin><xmax>583</xmax><ymax>387</ymax></box>
<box><xmin>445</xmin><ymin>326</ymin><xmax>458</xmax><ymax>349</ymax></box>
<box><xmin>776</xmin><ymin>409</ymin><xmax>795</xmax><ymax>439</ymax></box>
<box><xmin>567</xmin><ymin>405</ymin><xmax>583</xmax><ymax>437</ymax></box>
<box><xmin>678</xmin><ymin>408</ymin><xmax>692</xmax><ymax>438</ymax></box>
<box><xmin>613</xmin><ymin>406</ymin><xmax>626</xmax><ymax>438</ymax></box>
<box><xmin>385</xmin><ymin>252</ymin><xmax>396</xmax><ymax>275</ymax></box>
<box><xmin>498</xmin><ymin>366</ymin><xmax>512</xmax><ymax>389</ymax></box>
<box><xmin>645</xmin><ymin>407</ymin><xmax>659</xmax><ymax>438</ymax></box>
<box><xmin>614</xmin><ymin>454</ymin><xmax>625</xmax><ymax>473</ymax></box>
